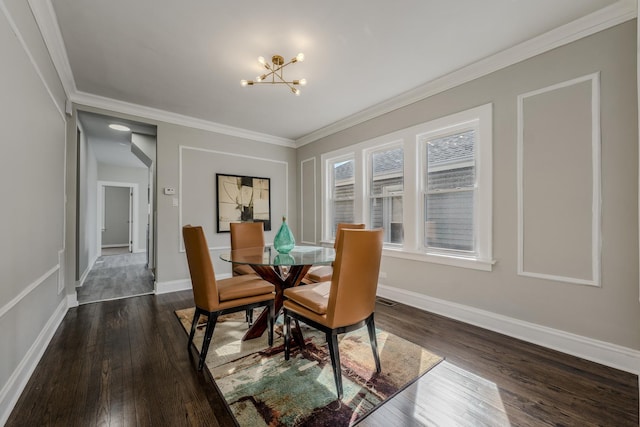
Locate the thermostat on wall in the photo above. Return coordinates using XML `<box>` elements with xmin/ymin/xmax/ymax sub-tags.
<box><xmin>164</xmin><ymin>187</ymin><xmax>176</xmax><ymax>195</ymax></box>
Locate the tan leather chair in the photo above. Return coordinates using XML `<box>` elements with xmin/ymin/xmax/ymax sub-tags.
<box><xmin>183</xmin><ymin>225</ymin><xmax>275</xmax><ymax>370</ymax></box>
<box><xmin>230</xmin><ymin>222</ymin><xmax>266</xmax><ymax>325</ymax></box>
<box><xmin>283</xmin><ymin>228</ymin><xmax>384</xmax><ymax>399</ymax></box>
<box><xmin>305</xmin><ymin>223</ymin><xmax>365</xmax><ymax>283</ymax></box>
<box><xmin>230</xmin><ymin>222</ymin><xmax>265</xmax><ymax>276</ymax></box>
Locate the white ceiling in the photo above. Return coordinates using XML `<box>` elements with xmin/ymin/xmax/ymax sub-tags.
<box><xmin>47</xmin><ymin>0</ymin><xmax>628</xmax><ymax>145</ymax></box>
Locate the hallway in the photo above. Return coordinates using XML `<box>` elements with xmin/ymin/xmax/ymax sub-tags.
<box><xmin>76</xmin><ymin>252</ymin><xmax>154</xmax><ymax>304</ymax></box>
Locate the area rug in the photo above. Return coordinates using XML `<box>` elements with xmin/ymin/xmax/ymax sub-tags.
<box><xmin>175</xmin><ymin>307</ymin><xmax>443</xmax><ymax>426</ymax></box>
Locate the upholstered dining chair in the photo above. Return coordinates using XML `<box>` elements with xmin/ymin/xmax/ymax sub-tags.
<box><xmin>230</xmin><ymin>222</ymin><xmax>265</xmax><ymax>276</ymax></box>
<box><xmin>230</xmin><ymin>221</ymin><xmax>266</xmax><ymax>325</ymax></box>
<box><xmin>283</xmin><ymin>228</ymin><xmax>384</xmax><ymax>399</ymax></box>
<box><xmin>182</xmin><ymin>225</ymin><xmax>275</xmax><ymax>371</ymax></box>
<box><xmin>304</xmin><ymin>223</ymin><xmax>365</xmax><ymax>283</ymax></box>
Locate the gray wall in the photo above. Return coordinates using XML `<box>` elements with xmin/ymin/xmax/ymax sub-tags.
<box><xmin>131</xmin><ymin>133</ymin><xmax>156</xmax><ymax>269</ymax></box>
<box><xmin>155</xmin><ymin>123</ymin><xmax>296</xmax><ymax>285</ymax></box>
<box><xmin>297</xmin><ymin>21</ymin><xmax>639</xmax><ymax>351</ymax></box>
<box><xmin>0</xmin><ymin>0</ymin><xmax>67</xmax><ymax>422</ymax></box>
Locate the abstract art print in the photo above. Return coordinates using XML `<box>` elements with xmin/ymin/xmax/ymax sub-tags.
<box><xmin>216</xmin><ymin>173</ymin><xmax>271</xmax><ymax>232</ymax></box>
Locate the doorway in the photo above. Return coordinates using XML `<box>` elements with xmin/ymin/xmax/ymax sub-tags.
<box><xmin>75</xmin><ymin>110</ymin><xmax>157</xmax><ymax>304</ymax></box>
<box><xmin>97</xmin><ymin>181</ymin><xmax>137</xmax><ymax>256</ymax></box>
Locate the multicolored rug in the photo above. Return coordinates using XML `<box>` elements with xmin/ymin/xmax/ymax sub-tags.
<box><xmin>175</xmin><ymin>307</ymin><xmax>443</xmax><ymax>426</ymax></box>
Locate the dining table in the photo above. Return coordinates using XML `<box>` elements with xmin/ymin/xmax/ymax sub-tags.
<box><xmin>220</xmin><ymin>245</ymin><xmax>335</xmax><ymax>341</ymax></box>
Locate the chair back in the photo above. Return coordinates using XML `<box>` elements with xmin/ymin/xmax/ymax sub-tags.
<box><xmin>333</xmin><ymin>223</ymin><xmax>365</xmax><ymax>249</ymax></box>
<box><xmin>230</xmin><ymin>222</ymin><xmax>265</xmax><ymax>249</ymax></box>
<box><xmin>327</xmin><ymin>228</ymin><xmax>383</xmax><ymax>328</ymax></box>
<box><xmin>182</xmin><ymin>225</ymin><xmax>219</xmax><ymax>311</ymax></box>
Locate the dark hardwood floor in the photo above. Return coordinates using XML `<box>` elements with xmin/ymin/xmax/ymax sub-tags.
<box><xmin>6</xmin><ymin>291</ymin><xmax>638</xmax><ymax>426</ymax></box>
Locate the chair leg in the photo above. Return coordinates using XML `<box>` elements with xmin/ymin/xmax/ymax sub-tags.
<box><xmin>198</xmin><ymin>313</ymin><xmax>218</xmax><ymax>371</ymax></box>
<box><xmin>267</xmin><ymin>302</ymin><xmax>274</xmax><ymax>346</ymax></box>
<box><xmin>246</xmin><ymin>309</ymin><xmax>253</xmax><ymax>327</ymax></box>
<box><xmin>188</xmin><ymin>309</ymin><xmax>202</xmax><ymax>351</ymax></box>
<box><xmin>284</xmin><ymin>310</ymin><xmax>291</xmax><ymax>360</ymax></box>
<box><xmin>327</xmin><ymin>332</ymin><xmax>343</xmax><ymax>399</ymax></box>
<box><xmin>367</xmin><ymin>315</ymin><xmax>382</xmax><ymax>373</ymax></box>
<box><xmin>292</xmin><ymin>319</ymin><xmax>305</xmax><ymax>349</ymax></box>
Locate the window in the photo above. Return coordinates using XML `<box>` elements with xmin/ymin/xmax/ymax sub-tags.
<box><xmin>319</xmin><ymin>103</ymin><xmax>492</xmax><ymax>270</ymax></box>
<box><xmin>418</xmin><ymin>103</ymin><xmax>492</xmax><ymax>265</ymax></box>
<box><xmin>328</xmin><ymin>156</ymin><xmax>355</xmax><ymax>238</ymax></box>
<box><xmin>423</xmin><ymin>130</ymin><xmax>475</xmax><ymax>252</ymax></box>
<box><xmin>368</xmin><ymin>145</ymin><xmax>403</xmax><ymax>244</ymax></box>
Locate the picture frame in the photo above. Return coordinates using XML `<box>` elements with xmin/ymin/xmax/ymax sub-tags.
<box><xmin>216</xmin><ymin>173</ymin><xmax>271</xmax><ymax>232</ymax></box>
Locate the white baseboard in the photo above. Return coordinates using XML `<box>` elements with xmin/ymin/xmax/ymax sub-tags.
<box><xmin>155</xmin><ymin>273</ymin><xmax>233</xmax><ymax>295</ymax></box>
<box><xmin>0</xmin><ymin>298</ymin><xmax>68</xmax><ymax>426</ymax></box>
<box><xmin>377</xmin><ymin>284</ymin><xmax>640</xmax><ymax>375</ymax></box>
<box><xmin>77</xmin><ymin>254</ymin><xmax>99</xmax><ymax>288</ymax></box>
<box><xmin>155</xmin><ymin>279</ymin><xmax>191</xmax><ymax>295</ymax></box>
<box><xmin>66</xmin><ymin>293</ymin><xmax>78</xmax><ymax>308</ymax></box>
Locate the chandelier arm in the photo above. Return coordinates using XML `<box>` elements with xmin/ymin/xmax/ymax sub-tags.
<box><xmin>252</xmin><ymin>81</ymin><xmax>295</xmax><ymax>85</ymax></box>
<box><xmin>274</xmin><ymin>71</ymin><xmax>293</xmax><ymax>86</ymax></box>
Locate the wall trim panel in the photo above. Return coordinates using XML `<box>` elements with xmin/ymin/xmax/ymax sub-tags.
<box><xmin>179</xmin><ymin>145</ymin><xmax>289</xmax><ymax>252</ymax></box>
<box><xmin>300</xmin><ymin>157</ymin><xmax>317</xmax><ymax>244</ymax></box>
<box><xmin>517</xmin><ymin>73</ymin><xmax>601</xmax><ymax>286</ymax></box>
<box><xmin>0</xmin><ymin>265</ymin><xmax>59</xmax><ymax>319</ymax></box>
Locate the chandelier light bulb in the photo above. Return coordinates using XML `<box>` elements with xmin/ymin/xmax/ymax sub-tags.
<box><xmin>241</xmin><ymin>79</ymin><xmax>248</xmax><ymax>86</ymax></box>
<box><xmin>292</xmin><ymin>87</ymin><xmax>301</xmax><ymax>95</ymax></box>
<box><xmin>299</xmin><ymin>78</ymin><xmax>307</xmax><ymax>86</ymax></box>
<box><xmin>258</xmin><ymin>56</ymin><xmax>266</xmax><ymax>65</ymax></box>
<box><xmin>295</xmin><ymin>53</ymin><xmax>305</xmax><ymax>62</ymax></box>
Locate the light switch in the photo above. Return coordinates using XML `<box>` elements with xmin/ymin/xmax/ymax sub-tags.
<box><xmin>172</xmin><ymin>197</ymin><xmax>179</xmax><ymax>207</ymax></box>
<box><xmin>164</xmin><ymin>187</ymin><xmax>176</xmax><ymax>195</ymax></box>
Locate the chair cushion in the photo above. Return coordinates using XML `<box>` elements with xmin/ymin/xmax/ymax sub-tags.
<box><xmin>217</xmin><ymin>275</ymin><xmax>274</xmax><ymax>302</ymax></box>
<box><xmin>305</xmin><ymin>265</ymin><xmax>333</xmax><ymax>283</ymax></box>
<box><xmin>233</xmin><ymin>264</ymin><xmax>256</xmax><ymax>276</ymax></box>
<box><xmin>283</xmin><ymin>282</ymin><xmax>331</xmax><ymax>315</ymax></box>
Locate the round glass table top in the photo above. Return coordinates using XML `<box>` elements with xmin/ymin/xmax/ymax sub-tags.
<box><xmin>220</xmin><ymin>245</ymin><xmax>335</xmax><ymax>267</ymax></box>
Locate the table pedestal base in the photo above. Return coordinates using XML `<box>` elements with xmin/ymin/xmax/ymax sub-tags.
<box><xmin>242</xmin><ymin>264</ymin><xmax>311</xmax><ymax>341</ymax></box>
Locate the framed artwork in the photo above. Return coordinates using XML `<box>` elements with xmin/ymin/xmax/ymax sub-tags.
<box><xmin>216</xmin><ymin>173</ymin><xmax>271</xmax><ymax>232</ymax></box>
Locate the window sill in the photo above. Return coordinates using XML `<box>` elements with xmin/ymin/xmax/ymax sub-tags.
<box><xmin>382</xmin><ymin>247</ymin><xmax>495</xmax><ymax>271</ymax></box>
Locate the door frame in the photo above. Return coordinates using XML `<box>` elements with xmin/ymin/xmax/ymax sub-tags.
<box><xmin>97</xmin><ymin>181</ymin><xmax>139</xmax><ymax>254</ymax></box>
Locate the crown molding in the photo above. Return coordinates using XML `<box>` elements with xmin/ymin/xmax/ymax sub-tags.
<box><xmin>71</xmin><ymin>91</ymin><xmax>296</xmax><ymax>147</ymax></box>
<box><xmin>31</xmin><ymin>0</ymin><xmax>295</xmax><ymax>147</ymax></box>
<box><xmin>30</xmin><ymin>0</ymin><xmax>635</xmax><ymax>149</ymax></box>
<box><xmin>27</xmin><ymin>0</ymin><xmax>76</xmax><ymax>98</ymax></box>
<box><xmin>295</xmin><ymin>0</ymin><xmax>637</xmax><ymax>147</ymax></box>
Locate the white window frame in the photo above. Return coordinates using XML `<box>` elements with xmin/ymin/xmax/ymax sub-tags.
<box><xmin>320</xmin><ymin>103</ymin><xmax>493</xmax><ymax>271</ymax></box>
<box><xmin>409</xmin><ymin>104</ymin><xmax>493</xmax><ymax>270</ymax></box>
<box><xmin>322</xmin><ymin>152</ymin><xmax>357</xmax><ymax>243</ymax></box>
<box><xmin>365</xmin><ymin>141</ymin><xmax>404</xmax><ymax>247</ymax></box>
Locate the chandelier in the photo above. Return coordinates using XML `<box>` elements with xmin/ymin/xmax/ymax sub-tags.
<box><xmin>241</xmin><ymin>53</ymin><xmax>307</xmax><ymax>95</ymax></box>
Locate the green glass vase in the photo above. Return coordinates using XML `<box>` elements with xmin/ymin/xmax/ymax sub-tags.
<box><xmin>274</xmin><ymin>216</ymin><xmax>295</xmax><ymax>254</ymax></box>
